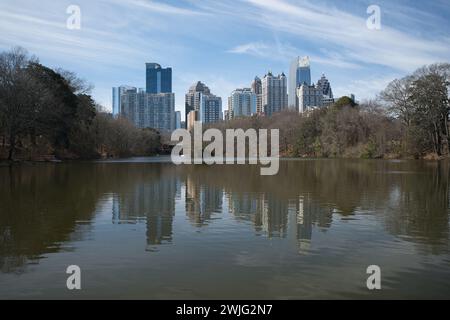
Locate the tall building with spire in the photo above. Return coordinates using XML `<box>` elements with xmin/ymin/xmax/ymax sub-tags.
<box><xmin>289</xmin><ymin>56</ymin><xmax>311</xmax><ymax>110</ymax></box>
<box><xmin>317</xmin><ymin>74</ymin><xmax>333</xmax><ymax>99</ymax></box>
<box><xmin>316</xmin><ymin>74</ymin><xmax>334</xmax><ymax>106</ymax></box>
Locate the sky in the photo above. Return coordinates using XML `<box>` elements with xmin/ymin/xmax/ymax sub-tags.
<box><xmin>1</xmin><ymin>0</ymin><xmax>449</xmax><ymax>117</ymax></box>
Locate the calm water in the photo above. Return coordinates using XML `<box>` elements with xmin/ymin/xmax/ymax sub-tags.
<box><xmin>0</xmin><ymin>158</ymin><xmax>449</xmax><ymax>299</ymax></box>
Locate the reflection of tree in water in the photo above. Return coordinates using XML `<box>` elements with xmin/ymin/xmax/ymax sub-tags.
<box><xmin>383</xmin><ymin>161</ymin><xmax>450</xmax><ymax>254</ymax></box>
<box><xmin>0</xmin><ymin>163</ymin><xmax>181</xmax><ymax>271</ymax></box>
<box><xmin>0</xmin><ymin>164</ymin><xmax>100</xmax><ymax>273</ymax></box>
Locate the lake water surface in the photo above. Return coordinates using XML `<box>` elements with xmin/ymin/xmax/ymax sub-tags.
<box><xmin>0</xmin><ymin>158</ymin><xmax>449</xmax><ymax>299</ymax></box>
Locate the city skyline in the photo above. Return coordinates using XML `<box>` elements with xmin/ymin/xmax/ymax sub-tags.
<box><xmin>1</xmin><ymin>0</ymin><xmax>449</xmax><ymax>117</ymax></box>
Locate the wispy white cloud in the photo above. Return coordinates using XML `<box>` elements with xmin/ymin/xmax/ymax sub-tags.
<box><xmin>239</xmin><ymin>0</ymin><xmax>450</xmax><ymax>72</ymax></box>
<box><xmin>1</xmin><ymin>0</ymin><xmax>449</xmax><ymax>112</ymax></box>
<box><xmin>334</xmin><ymin>74</ymin><xmax>401</xmax><ymax>101</ymax></box>
<box><xmin>228</xmin><ymin>42</ymin><xmax>269</xmax><ymax>57</ymax></box>
<box><xmin>228</xmin><ymin>41</ymin><xmax>361</xmax><ymax>69</ymax></box>
<box><xmin>106</xmin><ymin>0</ymin><xmax>207</xmax><ymax>16</ymax></box>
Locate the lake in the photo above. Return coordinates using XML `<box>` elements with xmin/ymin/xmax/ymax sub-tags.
<box><xmin>0</xmin><ymin>158</ymin><xmax>449</xmax><ymax>299</ymax></box>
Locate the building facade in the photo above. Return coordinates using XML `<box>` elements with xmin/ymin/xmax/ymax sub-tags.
<box><xmin>229</xmin><ymin>88</ymin><xmax>257</xmax><ymax>118</ymax></box>
<box><xmin>317</xmin><ymin>74</ymin><xmax>333</xmax><ymax>100</ymax></box>
<box><xmin>297</xmin><ymin>84</ymin><xmax>323</xmax><ymax>113</ymax></box>
<box><xmin>175</xmin><ymin>111</ymin><xmax>181</xmax><ymax>129</ymax></box>
<box><xmin>121</xmin><ymin>90</ymin><xmax>176</xmax><ymax>131</ymax></box>
<box><xmin>185</xmin><ymin>81</ymin><xmax>211</xmax><ymax>124</ymax></box>
<box><xmin>200</xmin><ymin>94</ymin><xmax>222</xmax><ymax>124</ymax></box>
<box><xmin>262</xmin><ymin>72</ymin><xmax>287</xmax><ymax>116</ymax></box>
<box><xmin>251</xmin><ymin>76</ymin><xmax>263</xmax><ymax>114</ymax></box>
<box><xmin>289</xmin><ymin>56</ymin><xmax>311</xmax><ymax>110</ymax></box>
<box><xmin>112</xmin><ymin>85</ymin><xmax>136</xmax><ymax>118</ymax></box>
<box><xmin>187</xmin><ymin>110</ymin><xmax>198</xmax><ymax>131</ymax></box>
<box><xmin>146</xmin><ymin>63</ymin><xmax>172</xmax><ymax>94</ymax></box>
<box><xmin>316</xmin><ymin>74</ymin><xmax>334</xmax><ymax>106</ymax></box>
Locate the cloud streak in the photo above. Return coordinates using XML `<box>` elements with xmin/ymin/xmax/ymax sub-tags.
<box><xmin>238</xmin><ymin>0</ymin><xmax>450</xmax><ymax>72</ymax></box>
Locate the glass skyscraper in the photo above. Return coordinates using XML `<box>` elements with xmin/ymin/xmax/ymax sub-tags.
<box><xmin>229</xmin><ymin>88</ymin><xmax>257</xmax><ymax>118</ymax></box>
<box><xmin>146</xmin><ymin>63</ymin><xmax>172</xmax><ymax>94</ymax></box>
<box><xmin>199</xmin><ymin>94</ymin><xmax>222</xmax><ymax>124</ymax></box>
<box><xmin>288</xmin><ymin>56</ymin><xmax>311</xmax><ymax>110</ymax></box>
<box><xmin>112</xmin><ymin>85</ymin><xmax>136</xmax><ymax>118</ymax></box>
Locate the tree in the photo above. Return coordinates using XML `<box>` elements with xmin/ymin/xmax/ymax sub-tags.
<box><xmin>409</xmin><ymin>72</ymin><xmax>449</xmax><ymax>156</ymax></box>
<box><xmin>0</xmin><ymin>47</ymin><xmax>36</xmax><ymax>159</ymax></box>
<box><xmin>333</xmin><ymin>96</ymin><xmax>357</xmax><ymax>109</ymax></box>
<box><xmin>380</xmin><ymin>76</ymin><xmax>415</xmax><ymax>127</ymax></box>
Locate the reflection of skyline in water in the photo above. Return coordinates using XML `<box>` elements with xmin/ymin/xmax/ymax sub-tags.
<box><xmin>108</xmin><ymin>168</ymin><xmax>335</xmax><ymax>252</ymax></box>
<box><xmin>104</xmin><ymin>161</ymin><xmax>449</xmax><ymax>256</ymax></box>
<box><xmin>1</xmin><ymin>160</ymin><xmax>449</xmax><ymax>275</ymax></box>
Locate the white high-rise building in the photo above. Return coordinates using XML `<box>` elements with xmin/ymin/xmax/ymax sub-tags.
<box><xmin>262</xmin><ymin>72</ymin><xmax>287</xmax><ymax>116</ymax></box>
<box><xmin>297</xmin><ymin>84</ymin><xmax>323</xmax><ymax>113</ymax></box>
<box><xmin>121</xmin><ymin>90</ymin><xmax>176</xmax><ymax>132</ymax></box>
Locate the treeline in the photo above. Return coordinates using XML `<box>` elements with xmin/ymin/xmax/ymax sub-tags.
<box><xmin>0</xmin><ymin>47</ymin><xmax>160</xmax><ymax>161</ymax></box>
<box><xmin>211</xmin><ymin>63</ymin><xmax>450</xmax><ymax>159</ymax></box>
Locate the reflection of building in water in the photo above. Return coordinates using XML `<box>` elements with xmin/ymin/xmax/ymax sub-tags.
<box><xmin>227</xmin><ymin>192</ymin><xmax>289</xmax><ymax>238</ymax></box>
<box><xmin>226</xmin><ymin>191</ymin><xmax>333</xmax><ymax>251</ymax></box>
<box><xmin>111</xmin><ymin>167</ymin><xmax>178</xmax><ymax>246</ymax></box>
<box><xmin>290</xmin><ymin>195</ymin><xmax>334</xmax><ymax>253</ymax></box>
<box><xmin>185</xmin><ymin>175</ymin><xmax>223</xmax><ymax>226</ymax></box>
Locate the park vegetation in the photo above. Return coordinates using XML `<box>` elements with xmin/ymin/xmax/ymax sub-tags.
<box><xmin>0</xmin><ymin>47</ymin><xmax>160</xmax><ymax>161</ymax></box>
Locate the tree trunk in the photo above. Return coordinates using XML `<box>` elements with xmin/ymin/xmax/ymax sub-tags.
<box><xmin>8</xmin><ymin>134</ymin><xmax>15</xmax><ymax>160</ymax></box>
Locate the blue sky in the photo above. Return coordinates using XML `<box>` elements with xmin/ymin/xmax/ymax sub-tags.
<box><xmin>1</xmin><ymin>0</ymin><xmax>449</xmax><ymax>116</ymax></box>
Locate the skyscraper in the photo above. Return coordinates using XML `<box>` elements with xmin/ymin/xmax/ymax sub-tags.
<box><xmin>185</xmin><ymin>81</ymin><xmax>211</xmax><ymax>124</ymax></box>
<box><xmin>317</xmin><ymin>74</ymin><xmax>334</xmax><ymax>106</ymax></box>
<box><xmin>262</xmin><ymin>72</ymin><xmax>287</xmax><ymax>116</ymax></box>
<box><xmin>251</xmin><ymin>76</ymin><xmax>263</xmax><ymax>114</ymax></box>
<box><xmin>114</xmin><ymin>63</ymin><xmax>176</xmax><ymax>131</ymax></box>
<box><xmin>120</xmin><ymin>90</ymin><xmax>175</xmax><ymax>131</ymax></box>
<box><xmin>175</xmin><ymin>111</ymin><xmax>181</xmax><ymax>129</ymax></box>
<box><xmin>146</xmin><ymin>63</ymin><xmax>172</xmax><ymax>94</ymax></box>
<box><xmin>199</xmin><ymin>94</ymin><xmax>222</xmax><ymax>124</ymax></box>
<box><xmin>317</xmin><ymin>74</ymin><xmax>333</xmax><ymax>99</ymax></box>
<box><xmin>112</xmin><ymin>85</ymin><xmax>135</xmax><ymax>118</ymax></box>
<box><xmin>289</xmin><ymin>56</ymin><xmax>311</xmax><ymax>110</ymax></box>
<box><xmin>297</xmin><ymin>84</ymin><xmax>323</xmax><ymax>113</ymax></box>
<box><xmin>229</xmin><ymin>88</ymin><xmax>257</xmax><ymax>118</ymax></box>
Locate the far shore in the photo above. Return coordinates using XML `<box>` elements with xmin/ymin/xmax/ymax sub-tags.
<box><xmin>1</xmin><ymin>152</ymin><xmax>448</xmax><ymax>167</ymax></box>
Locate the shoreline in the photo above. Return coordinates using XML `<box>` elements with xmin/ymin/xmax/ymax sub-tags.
<box><xmin>1</xmin><ymin>154</ymin><xmax>448</xmax><ymax>166</ymax></box>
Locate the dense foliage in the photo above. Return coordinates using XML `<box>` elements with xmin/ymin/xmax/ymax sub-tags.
<box><xmin>0</xmin><ymin>47</ymin><xmax>160</xmax><ymax>160</ymax></box>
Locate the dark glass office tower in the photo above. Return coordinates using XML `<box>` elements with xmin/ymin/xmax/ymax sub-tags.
<box><xmin>146</xmin><ymin>63</ymin><xmax>172</xmax><ymax>94</ymax></box>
